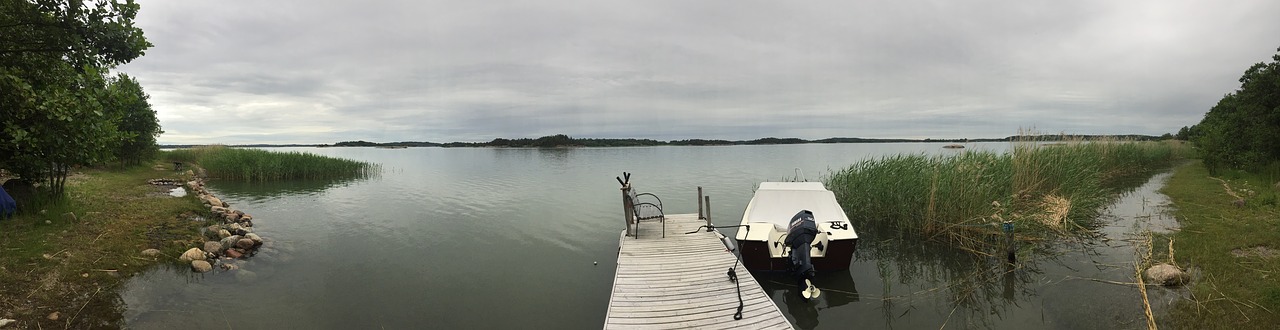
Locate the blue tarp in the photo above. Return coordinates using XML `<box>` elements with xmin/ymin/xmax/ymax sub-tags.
<box><xmin>0</xmin><ymin>186</ymin><xmax>15</xmax><ymax>219</ymax></box>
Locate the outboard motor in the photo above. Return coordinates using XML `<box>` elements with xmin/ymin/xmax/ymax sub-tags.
<box><xmin>785</xmin><ymin>210</ymin><xmax>820</xmax><ymax>299</ymax></box>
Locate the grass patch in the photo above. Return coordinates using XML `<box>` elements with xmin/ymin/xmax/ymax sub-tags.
<box><xmin>827</xmin><ymin>139</ymin><xmax>1182</xmax><ymax>248</ymax></box>
<box><xmin>165</xmin><ymin>145</ymin><xmax>378</xmax><ymax>181</ymax></box>
<box><xmin>0</xmin><ymin>161</ymin><xmax>210</xmax><ymax>328</ymax></box>
<box><xmin>1163</xmin><ymin>160</ymin><xmax>1280</xmax><ymax>328</ymax></box>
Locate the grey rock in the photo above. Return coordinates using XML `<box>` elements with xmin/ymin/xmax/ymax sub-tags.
<box><xmin>206</xmin><ymin>196</ymin><xmax>223</xmax><ymax>208</ymax></box>
<box><xmin>140</xmin><ymin>248</ymin><xmax>162</xmax><ymax>257</ymax></box>
<box><xmin>202</xmin><ymin>241</ymin><xmax>223</xmax><ymax>255</ymax></box>
<box><xmin>245</xmin><ymin>233</ymin><xmax>262</xmax><ymax>244</ymax></box>
<box><xmin>191</xmin><ymin>260</ymin><xmax>212</xmax><ymax>273</ymax></box>
<box><xmin>1145</xmin><ymin>263</ymin><xmax>1187</xmax><ymax>286</ymax></box>
<box><xmin>218</xmin><ymin>229</ymin><xmax>231</xmax><ymax>239</ymax></box>
<box><xmin>179</xmin><ymin>248</ymin><xmax>205</xmax><ymax>263</ymax></box>
<box><xmin>236</xmin><ymin>238</ymin><xmax>256</xmax><ymax>250</ymax></box>
<box><xmin>220</xmin><ymin>236</ymin><xmax>241</xmax><ymax>250</ymax></box>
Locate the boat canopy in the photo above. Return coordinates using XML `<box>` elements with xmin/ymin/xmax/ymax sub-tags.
<box><xmin>743</xmin><ymin>182</ymin><xmax>849</xmax><ymax>228</ymax></box>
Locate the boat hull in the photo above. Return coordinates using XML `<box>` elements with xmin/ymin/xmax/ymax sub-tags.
<box><xmin>738</xmin><ymin>238</ymin><xmax>857</xmax><ymax>272</ymax></box>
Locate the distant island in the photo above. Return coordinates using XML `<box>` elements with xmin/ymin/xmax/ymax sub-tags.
<box><xmin>161</xmin><ymin>133</ymin><xmax>1165</xmax><ymax>149</ymax></box>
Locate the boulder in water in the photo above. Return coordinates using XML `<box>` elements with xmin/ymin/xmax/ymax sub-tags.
<box><xmin>245</xmin><ymin>233</ymin><xmax>262</xmax><ymax>244</ymax></box>
<box><xmin>1145</xmin><ymin>263</ymin><xmax>1188</xmax><ymax>286</ymax></box>
<box><xmin>220</xmin><ymin>236</ymin><xmax>241</xmax><ymax>250</ymax></box>
<box><xmin>179</xmin><ymin>248</ymin><xmax>205</xmax><ymax>263</ymax></box>
<box><xmin>236</xmin><ymin>238</ymin><xmax>256</xmax><ymax>250</ymax></box>
<box><xmin>191</xmin><ymin>260</ymin><xmax>212</xmax><ymax>273</ymax></box>
<box><xmin>203</xmin><ymin>241</ymin><xmax>223</xmax><ymax>255</ymax></box>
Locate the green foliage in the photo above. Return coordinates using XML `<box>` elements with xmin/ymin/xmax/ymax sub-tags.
<box><xmin>105</xmin><ymin>73</ymin><xmax>161</xmax><ymax>165</ymax></box>
<box><xmin>827</xmin><ymin>140</ymin><xmax>1181</xmax><ymax>247</ymax></box>
<box><xmin>165</xmin><ymin>146</ymin><xmax>378</xmax><ymax>181</ymax></box>
<box><xmin>0</xmin><ymin>0</ymin><xmax>153</xmax><ymax>196</ymax></box>
<box><xmin>1193</xmin><ymin>47</ymin><xmax>1280</xmax><ymax>174</ymax></box>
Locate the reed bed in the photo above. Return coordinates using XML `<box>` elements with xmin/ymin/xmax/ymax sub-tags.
<box><xmin>827</xmin><ymin>139</ymin><xmax>1180</xmax><ymax>246</ymax></box>
<box><xmin>165</xmin><ymin>146</ymin><xmax>378</xmax><ymax>181</ymax></box>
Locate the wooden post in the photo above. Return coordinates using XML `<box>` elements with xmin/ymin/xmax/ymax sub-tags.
<box><xmin>704</xmin><ymin>195</ymin><xmax>712</xmax><ymax>230</ymax></box>
<box><xmin>1003</xmin><ymin>221</ymin><xmax>1016</xmax><ymax>263</ymax></box>
<box><xmin>697</xmin><ymin>186</ymin><xmax>705</xmax><ymax>220</ymax></box>
<box><xmin>622</xmin><ymin>185</ymin><xmax>635</xmax><ymax>238</ymax></box>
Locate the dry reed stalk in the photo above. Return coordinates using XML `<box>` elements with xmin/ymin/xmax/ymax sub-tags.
<box><xmin>1136</xmin><ymin>258</ymin><xmax>1157</xmax><ymax>330</ymax></box>
<box><xmin>1209</xmin><ymin>177</ymin><xmax>1242</xmax><ymax>199</ymax></box>
<box><xmin>1038</xmin><ymin>194</ymin><xmax>1071</xmax><ymax>230</ymax></box>
<box><xmin>1131</xmin><ymin>231</ymin><xmax>1158</xmax><ymax>330</ymax></box>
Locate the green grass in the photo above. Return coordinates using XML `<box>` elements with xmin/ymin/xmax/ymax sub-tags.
<box><xmin>827</xmin><ymin>140</ymin><xmax>1182</xmax><ymax>247</ymax></box>
<box><xmin>1162</xmin><ymin>161</ymin><xmax>1280</xmax><ymax>328</ymax></box>
<box><xmin>164</xmin><ymin>146</ymin><xmax>378</xmax><ymax>181</ymax></box>
<box><xmin>0</xmin><ymin>161</ymin><xmax>211</xmax><ymax>328</ymax></box>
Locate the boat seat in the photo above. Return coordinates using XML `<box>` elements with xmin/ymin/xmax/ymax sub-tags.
<box><xmin>627</xmin><ymin>188</ymin><xmax>665</xmax><ymax>238</ymax></box>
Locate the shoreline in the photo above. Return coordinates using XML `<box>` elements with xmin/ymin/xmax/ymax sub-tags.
<box><xmin>1161</xmin><ymin>160</ymin><xmax>1280</xmax><ymax>327</ymax></box>
<box><xmin>0</xmin><ymin>161</ymin><xmax>264</xmax><ymax>328</ymax></box>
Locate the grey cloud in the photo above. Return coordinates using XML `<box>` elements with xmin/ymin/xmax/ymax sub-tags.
<box><xmin>117</xmin><ymin>0</ymin><xmax>1280</xmax><ymax>144</ymax></box>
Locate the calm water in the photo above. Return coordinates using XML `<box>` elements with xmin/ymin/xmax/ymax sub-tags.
<box><xmin>121</xmin><ymin>143</ymin><xmax>1183</xmax><ymax>329</ymax></box>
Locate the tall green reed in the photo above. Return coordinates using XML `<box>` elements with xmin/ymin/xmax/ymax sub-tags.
<box><xmin>163</xmin><ymin>146</ymin><xmax>378</xmax><ymax>181</ymax></box>
<box><xmin>828</xmin><ymin>139</ymin><xmax>1181</xmax><ymax>247</ymax></box>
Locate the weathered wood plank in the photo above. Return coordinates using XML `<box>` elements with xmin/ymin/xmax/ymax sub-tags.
<box><xmin>606</xmin><ymin>214</ymin><xmax>792</xmax><ymax>330</ymax></box>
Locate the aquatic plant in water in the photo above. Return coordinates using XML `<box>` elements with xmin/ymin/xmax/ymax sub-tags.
<box><xmin>826</xmin><ymin>138</ymin><xmax>1181</xmax><ymax>249</ymax></box>
<box><xmin>164</xmin><ymin>146</ymin><xmax>378</xmax><ymax>181</ymax></box>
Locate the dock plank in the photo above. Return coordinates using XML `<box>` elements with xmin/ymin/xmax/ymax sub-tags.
<box><xmin>606</xmin><ymin>214</ymin><xmax>792</xmax><ymax>329</ymax></box>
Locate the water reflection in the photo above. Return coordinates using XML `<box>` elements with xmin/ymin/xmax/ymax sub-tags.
<box><xmin>210</xmin><ymin>177</ymin><xmax>368</xmax><ymax>201</ymax></box>
<box><xmin>756</xmin><ymin>170</ymin><xmax>1187</xmax><ymax>329</ymax></box>
<box><xmin>118</xmin><ymin>145</ymin><xmax>1185</xmax><ymax>329</ymax></box>
<box><xmin>758</xmin><ymin>270</ymin><xmax>860</xmax><ymax>329</ymax></box>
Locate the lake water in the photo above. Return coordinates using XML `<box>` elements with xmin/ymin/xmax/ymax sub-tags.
<box><xmin>120</xmin><ymin>143</ymin><xmax>1184</xmax><ymax>329</ymax></box>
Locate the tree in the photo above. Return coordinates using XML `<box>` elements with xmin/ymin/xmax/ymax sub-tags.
<box><xmin>1</xmin><ymin>0</ymin><xmax>153</xmax><ymax>196</ymax></box>
<box><xmin>1192</xmin><ymin>47</ymin><xmax>1280</xmax><ymax>174</ymax></box>
<box><xmin>105</xmin><ymin>73</ymin><xmax>161</xmax><ymax>165</ymax></box>
<box><xmin>1174</xmin><ymin>126</ymin><xmax>1192</xmax><ymax>140</ymax></box>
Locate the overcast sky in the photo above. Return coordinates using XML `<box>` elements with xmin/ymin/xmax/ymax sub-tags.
<box><xmin>116</xmin><ymin>0</ymin><xmax>1280</xmax><ymax>145</ymax></box>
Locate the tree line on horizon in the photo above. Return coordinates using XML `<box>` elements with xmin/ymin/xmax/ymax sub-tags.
<box><xmin>322</xmin><ymin>133</ymin><xmax>1165</xmax><ymax>149</ymax></box>
<box><xmin>1</xmin><ymin>0</ymin><xmax>160</xmax><ymax>196</ymax></box>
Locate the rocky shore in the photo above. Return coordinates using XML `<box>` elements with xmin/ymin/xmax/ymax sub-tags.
<box><xmin>144</xmin><ymin>175</ymin><xmax>265</xmax><ymax>273</ymax></box>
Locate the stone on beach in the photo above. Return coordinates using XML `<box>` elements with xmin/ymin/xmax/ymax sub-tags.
<box><xmin>218</xmin><ymin>229</ymin><xmax>232</xmax><ymax>239</ymax></box>
<box><xmin>1145</xmin><ymin>263</ymin><xmax>1188</xmax><ymax>286</ymax></box>
<box><xmin>245</xmin><ymin>233</ymin><xmax>262</xmax><ymax>244</ymax></box>
<box><xmin>191</xmin><ymin>260</ymin><xmax>212</xmax><ymax>273</ymax></box>
<box><xmin>179</xmin><ymin>248</ymin><xmax>205</xmax><ymax>263</ymax></box>
<box><xmin>203</xmin><ymin>241</ymin><xmax>223</xmax><ymax>254</ymax></box>
<box><xmin>221</xmin><ymin>236</ymin><xmax>241</xmax><ymax>250</ymax></box>
<box><xmin>236</xmin><ymin>238</ymin><xmax>256</xmax><ymax>250</ymax></box>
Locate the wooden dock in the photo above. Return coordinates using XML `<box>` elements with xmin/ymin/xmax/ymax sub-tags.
<box><xmin>605</xmin><ymin>213</ymin><xmax>792</xmax><ymax>329</ymax></box>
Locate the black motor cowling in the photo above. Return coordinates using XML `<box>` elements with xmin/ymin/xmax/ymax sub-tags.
<box><xmin>785</xmin><ymin>210</ymin><xmax>818</xmax><ymax>293</ymax></box>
